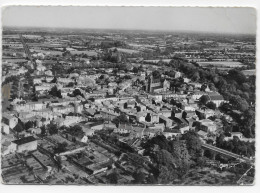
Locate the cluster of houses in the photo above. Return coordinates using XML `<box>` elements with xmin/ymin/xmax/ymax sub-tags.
<box><xmin>1</xmin><ymin>58</ymin><xmax>249</xmax><ymax>158</ymax></box>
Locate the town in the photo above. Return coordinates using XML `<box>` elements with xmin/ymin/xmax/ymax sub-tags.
<box><xmin>1</xmin><ymin>27</ymin><xmax>255</xmax><ymax>185</ymax></box>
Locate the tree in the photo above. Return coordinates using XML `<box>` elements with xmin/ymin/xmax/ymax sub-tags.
<box><xmin>229</xmin><ymin>95</ymin><xmax>249</xmax><ymax>112</ymax></box>
<box><xmin>182</xmin><ymin>131</ymin><xmax>202</xmax><ymax>158</ymax></box>
<box><xmin>67</xmin><ymin>125</ymin><xmax>84</xmax><ymax>137</ymax></box>
<box><xmin>48</xmin><ymin>123</ymin><xmax>58</xmax><ymax>135</ymax></box>
<box><xmin>13</xmin><ymin>123</ymin><xmax>24</xmax><ymax>133</ymax></box>
<box><xmin>51</xmin><ymin>77</ymin><xmax>57</xmax><ymax>83</ymax></box>
<box><xmin>146</xmin><ymin>174</ymin><xmax>157</xmax><ymax>184</ymax></box>
<box><xmin>54</xmin><ymin>142</ymin><xmax>68</xmax><ymax>154</ymax></box>
<box><xmin>169</xmin><ymin>140</ymin><xmax>191</xmax><ymax>166</ymax></box>
<box><xmin>152</xmin><ymin>70</ymin><xmax>161</xmax><ymax>79</ymax></box>
<box><xmin>228</xmin><ymin>69</ymin><xmax>246</xmax><ymax>84</ymax></box>
<box><xmin>157</xmin><ymin>165</ymin><xmax>178</xmax><ymax>184</ymax></box>
<box><xmin>132</xmin><ymin>66</ymin><xmax>139</xmax><ymax>74</ymax></box>
<box><xmin>73</xmin><ymin>89</ymin><xmax>84</xmax><ymax>98</ymax></box>
<box><xmin>155</xmin><ymin>149</ymin><xmax>176</xmax><ymax>167</ymax></box>
<box><xmin>40</xmin><ymin>126</ymin><xmax>46</xmax><ymax>135</ymax></box>
<box><xmin>199</xmin><ymin>95</ymin><xmax>210</xmax><ymax>105</ymax></box>
<box><xmin>132</xmin><ymin>169</ymin><xmax>146</xmax><ymax>184</ymax></box>
<box><xmin>112</xmin><ymin>114</ymin><xmax>129</xmax><ymax>126</ymax></box>
<box><xmin>216</xmin><ymin>134</ymin><xmax>225</xmax><ymax>148</ymax></box>
<box><xmin>49</xmin><ymin>86</ymin><xmax>62</xmax><ymax>98</ymax></box>
<box><xmin>242</xmin><ymin>83</ymin><xmax>250</xmax><ymax>91</ymax></box>
<box><xmin>107</xmin><ymin>169</ymin><xmax>119</xmax><ymax>184</ymax></box>
<box><xmin>200</xmin><ymin>84</ymin><xmax>207</xmax><ymax>92</ymax></box>
<box><xmin>241</xmin><ymin>109</ymin><xmax>255</xmax><ymax>138</ymax></box>
<box><xmin>191</xmin><ymin>71</ymin><xmax>200</xmax><ymax>81</ymax></box>
<box><xmin>23</xmin><ymin>121</ymin><xmax>34</xmax><ymax>130</ymax></box>
<box><xmin>67</xmin><ymin>82</ymin><xmax>74</xmax><ymax>87</ymax></box>
<box><xmin>206</xmin><ymin>101</ymin><xmax>216</xmax><ymax>110</ymax></box>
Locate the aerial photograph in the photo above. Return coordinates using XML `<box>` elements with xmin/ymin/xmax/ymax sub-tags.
<box><xmin>1</xmin><ymin>6</ymin><xmax>256</xmax><ymax>185</ymax></box>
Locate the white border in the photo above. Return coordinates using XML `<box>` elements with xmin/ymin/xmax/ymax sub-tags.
<box><xmin>0</xmin><ymin>1</ymin><xmax>260</xmax><ymax>193</ymax></box>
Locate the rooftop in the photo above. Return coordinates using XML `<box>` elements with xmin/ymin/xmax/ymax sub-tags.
<box><xmin>12</xmin><ymin>136</ymin><xmax>37</xmax><ymax>145</ymax></box>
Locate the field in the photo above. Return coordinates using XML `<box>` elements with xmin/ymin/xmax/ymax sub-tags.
<box><xmin>30</xmin><ymin>49</ymin><xmax>63</xmax><ymax>56</ymax></box>
<box><xmin>70</xmin><ymin>50</ymin><xmax>98</xmax><ymax>56</ymax></box>
<box><xmin>143</xmin><ymin>59</ymin><xmax>172</xmax><ymax>64</ymax></box>
<box><xmin>242</xmin><ymin>69</ymin><xmax>255</xmax><ymax>76</ymax></box>
<box><xmin>109</xmin><ymin>47</ymin><xmax>140</xmax><ymax>54</ymax></box>
<box><xmin>197</xmin><ymin>61</ymin><xmax>246</xmax><ymax>68</ymax></box>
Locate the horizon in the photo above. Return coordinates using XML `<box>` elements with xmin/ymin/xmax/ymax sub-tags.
<box><xmin>3</xmin><ymin>26</ymin><xmax>256</xmax><ymax>36</ymax></box>
<box><xmin>2</xmin><ymin>6</ymin><xmax>256</xmax><ymax>35</ymax></box>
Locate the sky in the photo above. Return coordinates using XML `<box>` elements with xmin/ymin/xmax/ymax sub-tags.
<box><xmin>2</xmin><ymin>6</ymin><xmax>257</xmax><ymax>34</ymax></box>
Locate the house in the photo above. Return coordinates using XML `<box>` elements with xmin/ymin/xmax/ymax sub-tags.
<box><xmin>224</xmin><ymin>132</ymin><xmax>243</xmax><ymax>141</ymax></box>
<box><xmin>196</xmin><ymin>108</ymin><xmax>216</xmax><ymax>119</ymax></box>
<box><xmin>172</xmin><ymin>108</ymin><xmax>183</xmax><ymax>119</ymax></box>
<box><xmin>136</xmin><ymin>112</ymin><xmax>147</xmax><ymax>122</ymax></box>
<box><xmin>182</xmin><ymin>110</ymin><xmax>196</xmax><ymax>119</ymax></box>
<box><xmin>36</xmin><ymin>64</ymin><xmax>46</xmax><ymax>72</ymax></box>
<box><xmin>189</xmin><ymin>82</ymin><xmax>202</xmax><ymax>89</ymax></box>
<box><xmin>51</xmin><ymin>105</ymin><xmax>74</xmax><ymax>114</ymax></box>
<box><xmin>114</xmin><ymin>124</ymin><xmax>132</xmax><ymax>134</ymax></box>
<box><xmin>186</xmin><ymin>117</ymin><xmax>197</xmax><ymax>130</ymax></box>
<box><xmin>159</xmin><ymin>115</ymin><xmax>173</xmax><ymax>127</ymax></box>
<box><xmin>142</xmin><ymin>127</ymin><xmax>162</xmax><ymax>138</ymax></box>
<box><xmin>86</xmin><ymin>122</ymin><xmax>104</xmax><ymax>131</ymax></box>
<box><xmin>80</xmin><ymin>127</ymin><xmax>96</xmax><ymax>143</ymax></box>
<box><xmin>163</xmin><ymin>129</ymin><xmax>181</xmax><ymax>139</ymax></box>
<box><xmin>28</xmin><ymin>128</ymin><xmax>42</xmax><ymax>135</ymax></box>
<box><xmin>181</xmin><ymin>104</ymin><xmax>196</xmax><ymax>111</ymax></box>
<box><xmin>230</xmin><ymin>132</ymin><xmax>243</xmax><ymax>139</ymax></box>
<box><xmin>57</xmin><ymin>77</ymin><xmax>73</xmax><ymax>86</ymax></box>
<box><xmin>55</xmin><ymin>116</ymin><xmax>83</xmax><ymax>127</ymax></box>
<box><xmin>100</xmin><ymin>110</ymin><xmax>119</xmax><ymax>121</ymax></box>
<box><xmin>125</xmin><ymin>100</ymin><xmax>136</xmax><ymax>109</ymax></box>
<box><xmin>1</xmin><ymin>123</ymin><xmax>10</xmax><ymax>134</ymax></box>
<box><xmin>45</xmin><ymin>70</ymin><xmax>53</xmax><ymax>76</ymax></box>
<box><xmin>33</xmin><ymin>78</ymin><xmax>42</xmax><ymax>85</ymax></box>
<box><xmin>207</xmin><ymin>92</ymin><xmax>225</xmax><ymax>107</ymax></box>
<box><xmin>159</xmin><ymin>109</ymin><xmax>172</xmax><ymax>118</ymax></box>
<box><xmin>197</xmin><ymin>130</ymin><xmax>208</xmax><ymax>139</ymax></box>
<box><xmin>197</xmin><ymin>119</ymin><xmax>217</xmax><ymax>133</ymax></box>
<box><xmin>183</xmin><ymin>78</ymin><xmax>191</xmax><ymax>83</ymax></box>
<box><xmin>35</xmin><ymin>85</ymin><xmax>52</xmax><ymax>92</ymax></box>
<box><xmin>172</xmin><ymin>70</ymin><xmax>182</xmax><ymax>78</ymax></box>
<box><xmin>191</xmin><ymin>91</ymin><xmax>206</xmax><ymax>100</ymax></box>
<box><xmin>9</xmin><ymin>136</ymin><xmax>37</xmax><ymax>153</ymax></box>
<box><xmin>2</xmin><ymin>113</ymin><xmax>18</xmax><ymax>129</ymax></box>
<box><xmin>179</xmin><ymin>125</ymin><xmax>190</xmax><ymax>134</ymax></box>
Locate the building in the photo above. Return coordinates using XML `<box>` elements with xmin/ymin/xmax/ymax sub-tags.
<box><xmin>9</xmin><ymin>136</ymin><xmax>37</xmax><ymax>153</ymax></box>
<box><xmin>159</xmin><ymin>115</ymin><xmax>173</xmax><ymax>127</ymax></box>
<box><xmin>197</xmin><ymin>119</ymin><xmax>217</xmax><ymax>133</ymax></box>
<box><xmin>1</xmin><ymin>123</ymin><xmax>10</xmax><ymax>134</ymax></box>
<box><xmin>2</xmin><ymin>113</ymin><xmax>18</xmax><ymax>129</ymax></box>
<box><xmin>196</xmin><ymin>108</ymin><xmax>216</xmax><ymax>119</ymax></box>
<box><xmin>114</xmin><ymin>124</ymin><xmax>132</xmax><ymax>134</ymax></box>
<box><xmin>207</xmin><ymin>92</ymin><xmax>225</xmax><ymax>107</ymax></box>
<box><xmin>163</xmin><ymin>128</ymin><xmax>182</xmax><ymax>139</ymax></box>
<box><xmin>145</xmin><ymin>75</ymin><xmax>170</xmax><ymax>93</ymax></box>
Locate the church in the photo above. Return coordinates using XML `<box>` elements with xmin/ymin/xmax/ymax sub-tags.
<box><xmin>144</xmin><ymin>74</ymin><xmax>170</xmax><ymax>93</ymax></box>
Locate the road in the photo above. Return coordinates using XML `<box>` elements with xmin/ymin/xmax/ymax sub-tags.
<box><xmin>20</xmin><ymin>34</ymin><xmax>36</xmax><ymax>69</ymax></box>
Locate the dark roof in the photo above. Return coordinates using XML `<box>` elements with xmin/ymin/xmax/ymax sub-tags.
<box><xmin>88</xmin><ymin>122</ymin><xmax>104</xmax><ymax>127</ymax></box>
<box><xmin>152</xmin><ymin>85</ymin><xmax>163</xmax><ymax>90</ymax></box>
<box><xmin>12</xmin><ymin>136</ymin><xmax>36</xmax><ymax>145</ymax></box>
<box><xmin>209</xmin><ymin>95</ymin><xmax>224</xmax><ymax>101</ymax></box>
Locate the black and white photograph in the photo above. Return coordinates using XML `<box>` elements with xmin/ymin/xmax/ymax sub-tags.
<box><xmin>0</xmin><ymin>6</ymin><xmax>257</xmax><ymax>186</ymax></box>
